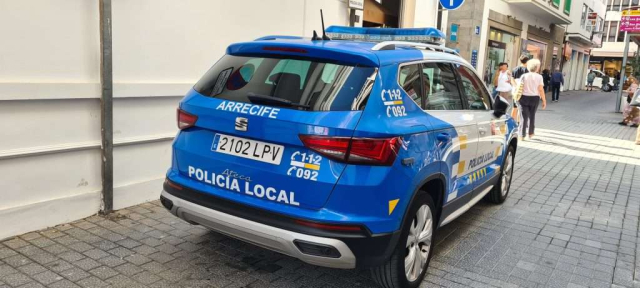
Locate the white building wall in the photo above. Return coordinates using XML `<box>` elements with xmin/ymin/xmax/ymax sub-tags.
<box><xmin>414</xmin><ymin>0</ymin><xmax>440</xmax><ymax>28</ymax></box>
<box><xmin>0</xmin><ymin>0</ymin><xmax>351</xmax><ymax>240</ymax></box>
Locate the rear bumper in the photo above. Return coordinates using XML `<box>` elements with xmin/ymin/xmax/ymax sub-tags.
<box><xmin>160</xmin><ymin>180</ymin><xmax>401</xmax><ymax>269</ymax></box>
<box><xmin>161</xmin><ymin>190</ymin><xmax>357</xmax><ymax>269</ymax></box>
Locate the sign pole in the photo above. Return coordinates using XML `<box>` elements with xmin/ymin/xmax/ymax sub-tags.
<box><xmin>617</xmin><ymin>32</ymin><xmax>630</xmax><ymax>113</ymax></box>
<box><xmin>99</xmin><ymin>0</ymin><xmax>114</xmax><ymax>214</ymax></box>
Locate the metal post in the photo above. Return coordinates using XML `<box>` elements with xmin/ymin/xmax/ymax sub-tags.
<box><xmin>99</xmin><ymin>0</ymin><xmax>113</xmax><ymax>214</ymax></box>
<box><xmin>617</xmin><ymin>32</ymin><xmax>630</xmax><ymax>113</ymax></box>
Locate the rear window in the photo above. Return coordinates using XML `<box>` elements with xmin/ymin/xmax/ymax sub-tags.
<box><xmin>194</xmin><ymin>55</ymin><xmax>376</xmax><ymax>111</ymax></box>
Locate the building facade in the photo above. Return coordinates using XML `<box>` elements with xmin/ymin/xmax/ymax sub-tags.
<box><xmin>444</xmin><ymin>0</ymin><xmax>571</xmax><ymax>90</ymax></box>
<box><xmin>562</xmin><ymin>0</ymin><xmax>607</xmax><ymax>91</ymax></box>
<box><xmin>591</xmin><ymin>0</ymin><xmax>639</xmax><ymax>78</ymax></box>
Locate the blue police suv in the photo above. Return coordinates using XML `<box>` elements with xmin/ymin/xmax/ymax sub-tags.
<box><xmin>160</xmin><ymin>26</ymin><xmax>518</xmax><ymax>288</ymax></box>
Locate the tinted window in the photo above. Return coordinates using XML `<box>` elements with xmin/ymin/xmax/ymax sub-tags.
<box><xmin>194</xmin><ymin>55</ymin><xmax>375</xmax><ymax>111</ymax></box>
<box><xmin>456</xmin><ymin>65</ymin><xmax>492</xmax><ymax>110</ymax></box>
<box><xmin>398</xmin><ymin>64</ymin><xmax>424</xmax><ymax>108</ymax></box>
<box><xmin>421</xmin><ymin>63</ymin><xmax>463</xmax><ymax>110</ymax></box>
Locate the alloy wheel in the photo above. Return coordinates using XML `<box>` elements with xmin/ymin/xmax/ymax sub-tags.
<box><xmin>501</xmin><ymin>151</ymin><xmax>513</xmax><ymax>197</ymax></box>
<box><xmin>405</xmin><ymin>205</ymin><xmax>433</xmax><ymax>282</ymax></box>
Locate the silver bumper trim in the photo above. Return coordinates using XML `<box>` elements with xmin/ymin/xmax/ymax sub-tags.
<box><xmin>160</xmin><ymin>190</ymin><xmax>356</xmax><ymax>269</ymax></box>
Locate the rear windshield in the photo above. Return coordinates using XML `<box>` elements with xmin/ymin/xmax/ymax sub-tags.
<box><xmin>194</xmin><ymin>55</ymin><xmax>376</xmax><ymax>111</ymax></box>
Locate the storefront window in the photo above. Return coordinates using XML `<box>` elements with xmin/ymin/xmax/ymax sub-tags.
<box><xmin>607</xmin><ymin>21</ymin><xmax>618</xmax><ymax>42</ymax></box>
<box><xmin>484</xmin><ymin>28</ymin><xmax>518</xmax><ymax>87</ymax></box>
<box><xmin>525</xmin><ymin>40</ymin><xmax>547</xmax><ymax>69</ymax></box>
<box><xmin>607</xmin><ymin>61</ymin><xmax>620</xmax><ymax>77</ymax></box>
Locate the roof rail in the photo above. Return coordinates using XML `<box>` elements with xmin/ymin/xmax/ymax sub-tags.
<box><xmin>371</xmin><ymin>41</ymin><xmax>459</xmax><ymax>55</ymax></box>
<box><xmin>255</xmin><ymin>35</ymin><xmax>304</xmax><ymax>41</ymax></box>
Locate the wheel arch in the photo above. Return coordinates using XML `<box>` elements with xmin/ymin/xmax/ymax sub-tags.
<box><xmin>508</xmin><ymin>135</ymin><xmax>518</xmax><ymax>155</ymax></box>
<box><xmin>400</xmin><ymin>173</ymin><xmax>446</xmax><ymax>231</ymax></box>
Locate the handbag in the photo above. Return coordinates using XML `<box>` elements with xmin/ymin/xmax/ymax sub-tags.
<box><xmin>512</xmin><ymin>74</ymin><xmax>525</xmax><ymax>102</ymax></box>
<box><xmin>631</xmin><ymin>90</ymin><xmax>640</xmax><ymax>107</ymax></box>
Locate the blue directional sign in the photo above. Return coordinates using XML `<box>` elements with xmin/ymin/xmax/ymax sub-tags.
<box><xmin>450</xmin><ymin>24</ymin><xmax>459</xmax><ymax>42</ymax></box>
<box><xmin>439</xmin><ymin>0</ymin><xmax>465</xmax><ymax>10</ymax></box>
<box><xmin>471</xmin><ymin>50</ymin><xmax>478</xmax><ymax>68</ymax></box>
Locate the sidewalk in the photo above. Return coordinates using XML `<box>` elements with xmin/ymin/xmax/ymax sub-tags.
<box><xmin>1</xmin><ymin>91</ymin><xmax>639</xmax><ymax>288</ymax></box>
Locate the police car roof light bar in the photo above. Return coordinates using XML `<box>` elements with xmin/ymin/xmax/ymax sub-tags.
<box><xmin>325</xmin><ymin>26</ymin><xmax>446</xmax><ymax>46</ymax></box>
<box><xmin>255</xmin><ymin>35</ymin><xmax>304</xmax><ymax>41</ymax></box>
<box><xmin>371</xmin><ymin>41</ymin><xmax>459</xmax><ymax>55</ymax></box>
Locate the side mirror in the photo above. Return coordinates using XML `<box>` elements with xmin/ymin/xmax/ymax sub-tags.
<box><xmin>493</xmin><ymin>96</ymin><xmax>509</xmax><ymax>118</ymax></box>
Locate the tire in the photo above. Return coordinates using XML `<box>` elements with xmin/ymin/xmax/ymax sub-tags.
<box><xmin>490</xmin><ymin>145</ymin><xmax>515</xmax><ymax>204</ymax></box>
<box><xmin>371</xmin><ymin>192</ymin><xmax>436</xmax><ymax>288</ymax></box>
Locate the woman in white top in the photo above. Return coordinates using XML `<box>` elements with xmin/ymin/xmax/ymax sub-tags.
<box><xmin>492</xmin><ymin>62</ymin><xmax>514</xmax><ymax>105</ymax></box>
<box><xmin>517</xmin><ymin>59</ymin><xmax>547</xmax><ymax>140</ymax></box>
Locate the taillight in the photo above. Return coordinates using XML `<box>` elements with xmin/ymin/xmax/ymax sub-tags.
<box><xmin>298</xmin><ymin>136</ymin><xmax>350</xmax><ymax>161</ymax></box>
<box><xmin>177</xmin><ymin>109</ymin><xmax>197</xmax><ymax>130</ymax></box>
<box><xmin>299</xmin><ymin>135</ymin><xmax>401</xmax><ymax>166</ymax></box>
<box><xmin>350</xmin><ymin>137</ymin><xmax>400</xmax><ymax>165</ymax></box>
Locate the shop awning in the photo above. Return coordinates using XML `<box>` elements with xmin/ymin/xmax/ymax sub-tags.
<box><xmin>591</xmin><ymin>50</ymin><xmax>635</xmax><ymax>58</ymax></box>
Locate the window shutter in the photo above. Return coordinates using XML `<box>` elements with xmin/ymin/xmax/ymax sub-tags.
<box><xmin>564</xmin><ymin>0</ymin><xmax>572</xmax><ymax>15</ymax></box>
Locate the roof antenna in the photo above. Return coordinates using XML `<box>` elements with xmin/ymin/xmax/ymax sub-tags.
<box><xmin>320</xmin><ymin>9</ymin><xmax>331</xmax><ymax>40</ymax></box>
<box><xmin>312</xmin><ymin>30</ymin><xmax>320</xmax><ymax>41</ymax></box>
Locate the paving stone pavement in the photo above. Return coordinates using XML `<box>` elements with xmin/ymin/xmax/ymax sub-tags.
<box><xmin>1</xmin><ymin>91</ymin><xmax>640</xmax><ymax>288</ymax></box>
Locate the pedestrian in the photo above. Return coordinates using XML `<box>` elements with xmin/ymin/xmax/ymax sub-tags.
<box><xmin>542</xmin><ymin>69</ymin><xmax>551</xmax><ymax>93</ymax></box>
<box><xmin>517</xmin><ymin>58</ymin><xmax>547</xmax><ymax>141</ymax></box>
<box><xmin>619</xmin><ymin>78</ymin><xmax>640</xmax><ymax>128</ymax></box>
<box><xmin>603</xmin><ymin>74</ymin><xmax>612</xmax><ymax>92</ymax></box>
<box><xmin>493</xmin><ymin>62</ymin><xmax>514</xmax><ymax>108</ymax></box>
<box><xmin>613</xmin><ymin>71</ymin><xmax>620</xmax><ymax>91</ymax></box>
<box><xmin>512</xmin><ymin>55</ymin><xmax>529</xmax><ymax>121</ymax></box>
<box><xmin>587</xmin><ymin>71</ymin><xmax>596</xmax><ymax>91</ymax></box>
<box><xmin>512</xmin><ymin>55</ymin><xmax>529</xmax><ymax>79</ymax></box>
<box><xmin>550</xmin><ymin>68</ymin><xmax>564</xmax><ymax>102</ymax></box>
<box><xmin>490</xmin><ymin>67</ymin><xmax>499</xmax><ymax>99</ymax></box>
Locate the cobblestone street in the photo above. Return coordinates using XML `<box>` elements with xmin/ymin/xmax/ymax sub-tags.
<box><xmin>1</xmin><ymin>91</ymin><xmax>639</xmax><ymax>288</ymax></box>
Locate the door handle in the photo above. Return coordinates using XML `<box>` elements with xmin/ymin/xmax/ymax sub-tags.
<box><xmin>436</xmin><ymin>133</ymin><xmax>451</xmax><ymax>142</ymax></box>
<box><xmin>478</xmin><ymin>127</ymin><xmax>487</xmax><ymax>135</ymax></box>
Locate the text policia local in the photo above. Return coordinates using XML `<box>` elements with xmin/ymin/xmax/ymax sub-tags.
<box><xmin>188</xmin><ymin>166</ymin><xmax>299</xmax><ymax>206</ymax></box>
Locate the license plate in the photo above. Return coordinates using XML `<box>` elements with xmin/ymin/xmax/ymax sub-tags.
<box><xmin>212</xmin><ymin>134</ymin><xmax>284</xmax><ymax>165</ymax></box>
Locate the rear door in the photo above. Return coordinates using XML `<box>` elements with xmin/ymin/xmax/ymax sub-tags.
<box><xmin>418</xmin><ymin>62</ymin><xmax>479</xmax><ymax>205</ymax></box>
<box><xmin>175</xmin><ymin>55</ymin><xmax>376</xmax><ymax>209</ymax></box>
<box><xmin>454</xmin><ymin>64</ymin><xmax>505</xmax><ymax>192</ymax></box>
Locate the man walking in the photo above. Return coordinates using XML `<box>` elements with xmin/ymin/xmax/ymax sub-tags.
<box><xmin>550</xmin><ymin>69</ymin><xmax>564</xmax><ymax>102</ymax></box>
<box><xmin>511</xmin><ymin>55</ymin><xmax>529</xmax><ymax>120</ymax></box>
<box><xmin>587</xmin><ymin>71</ymin><xmax>596</xmax><ymax>91</ymax></box>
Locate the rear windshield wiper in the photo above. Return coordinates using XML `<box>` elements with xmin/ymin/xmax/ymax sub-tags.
<box><xmin>247</xmin><ymin>93</ymin><xmax>310</xmax><ymax>110</ymax></box>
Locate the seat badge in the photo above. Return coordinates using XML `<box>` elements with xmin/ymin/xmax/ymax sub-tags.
<box><xmin>235</xmin><ymin>117</ymin><xmax>248</xmax><ymax>132</ymax></box>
